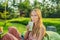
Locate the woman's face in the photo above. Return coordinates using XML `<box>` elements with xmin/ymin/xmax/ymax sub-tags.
<box><xmin>31</xmin><ymin>11</ymin><xmax>39</xmax><ymax>23</ymax></box>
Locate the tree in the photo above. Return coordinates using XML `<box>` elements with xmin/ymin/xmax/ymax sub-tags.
<box><xmin>18</xmin><ymin>0</ymin><xmax>32</xmax><ymax>17</ymax></box>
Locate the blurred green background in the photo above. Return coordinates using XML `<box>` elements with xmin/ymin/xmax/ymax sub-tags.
<box><xmin>0</xmin><ymin>0</ymin><xmax>60</xmax><ymax>38</ymax></box>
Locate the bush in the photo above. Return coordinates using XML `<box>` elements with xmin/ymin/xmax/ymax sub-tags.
<box><xmin>7</xmin><ymin>18</ymin><xmax>60</xmax><ymax>34</ymax></box>
<box><xmin>43</xmin><ymin>31</ymin><xmax>60</xmax><ymax>40</ymax></box>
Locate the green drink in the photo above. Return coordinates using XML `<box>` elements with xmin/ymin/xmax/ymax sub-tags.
<box><xmin>28</xmin><ymin>21</ymin><xmax>33</xmax><ymax>31</ymax></box>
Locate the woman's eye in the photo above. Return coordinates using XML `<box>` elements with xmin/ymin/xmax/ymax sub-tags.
<box><xmin>31</xmin><ymin>15</ymin><xmax>37</xmax><ymax>16</ymax></box>
<box><xmin>34</xmin><ymin>15</ymin><xmax>37</xmax><ymax>16</ymax></box>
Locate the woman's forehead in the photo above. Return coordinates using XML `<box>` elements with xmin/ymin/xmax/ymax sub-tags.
<box><xmin>31</xmin><ymin>11</ymin><xmax>37</xmax><ymax>15</ymax></box>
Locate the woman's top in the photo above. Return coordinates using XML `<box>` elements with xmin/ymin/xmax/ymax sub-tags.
<box><xmin>25</xmin><ymin>25</ymin><xmax>46</xmax><ymax>40</ymax></box>
<box><xmin>27</xmin><ymin>32</ymin><xmax>37</xmax><ymax>40</ymax></box>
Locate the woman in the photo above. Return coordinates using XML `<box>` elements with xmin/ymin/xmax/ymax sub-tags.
<box><xmin>2</xmin><ymin>27</ymin><xmax>22</xmax><ymax>40</ymax></box>
<box><xmin>24</xmin><ymin>8</ymin><xmax>46</xmax><ymax>40</ymax></box>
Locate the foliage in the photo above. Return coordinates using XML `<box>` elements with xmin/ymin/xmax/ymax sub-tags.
<box><xmin>18</xmin><ymin>0</ymin><xmax>32</xmax><ymax>17</ymax></box>
<box><xmin>5</xmin><ymin>18</ymin><xmax>60</xmax><ymax>34</ymax></box>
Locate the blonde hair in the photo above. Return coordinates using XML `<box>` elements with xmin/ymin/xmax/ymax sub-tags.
<box><xmin>30</xmin><ymin>8</ymin><xmax>45</xmax><ymax>37</ymax></box>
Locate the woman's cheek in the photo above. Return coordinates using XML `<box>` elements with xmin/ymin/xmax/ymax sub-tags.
<box><xmin>35</xmin><ymin>17</ymin><xmax>39</xmax><ymax>22</ymax></box>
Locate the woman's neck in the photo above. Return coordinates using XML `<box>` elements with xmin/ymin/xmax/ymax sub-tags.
<box><xmin>34</xmin><ymin>22</ymin><xmax>38</xmax><ymax>26</ymax></box>
<box><xmin>34</xmin><ymin>22</ymin><xmax>37</xmax><ymax>24</ymax></box>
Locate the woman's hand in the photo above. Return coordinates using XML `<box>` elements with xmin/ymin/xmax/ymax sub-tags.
<box><xmin>26</xmin><ymin>25</ymin><xmax>30</xmax><ymax>31</ymax></box>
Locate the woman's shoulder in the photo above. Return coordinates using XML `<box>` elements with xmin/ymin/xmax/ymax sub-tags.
<box><xmin>41</xmin><ymin>24</ymin><xmax>46</xmax><ymax>35</ymax></box>
<box><xmin>42</xmin><ymin>24</ymin><xmax>46</xmax><ymax>30</ymax></box>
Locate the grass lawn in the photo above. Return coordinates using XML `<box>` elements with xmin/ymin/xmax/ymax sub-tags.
<box><xmin>0</xmin><ymin>18</ymin><xmax>60</xmax><ymax>35</ymax></box>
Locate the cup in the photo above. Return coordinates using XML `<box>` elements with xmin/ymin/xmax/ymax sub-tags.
<box><xmin>28</xmin><ymin>21</ymin><xmax>33</xmax><ymax>31</ymax></box>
